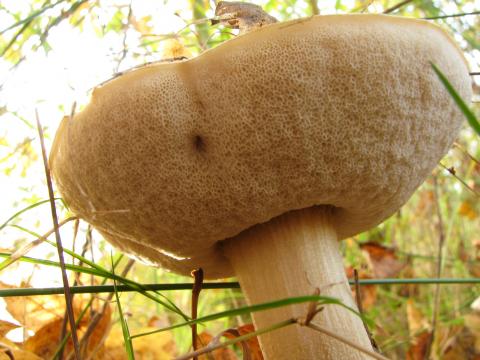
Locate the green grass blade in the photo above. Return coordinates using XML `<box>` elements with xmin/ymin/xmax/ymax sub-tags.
<box><xmin>131</xmin><ymin>294</ymin><xmax>359</xmax><ymax>339</ymax></box>
<box><xmin>11</xmin><ymin>225</ymin><xmax>190</xmax><ymax>320</ymax></box>
<box><xmin>431</xmin><ymin>62</ymin><xmax>480</xmax><ymax>135</ymax></box>
<box><xmin>0</xmin><ymin>198</ymin><xmax>62</xmax><ymax>231</ymax></box>
<box><xmin>0</xmin><ymin>252</ymin><xmax>106</xmax><ymax>278</ymax></box>
<box><xmin>112</xmin><ymin>255</ymin><xmax>135</xmax><ymax>360</ymax></box>
<box><xmin>50</xmin><ymin>255</ymin><xmax>124</xmax><ymax>360</ymax></box>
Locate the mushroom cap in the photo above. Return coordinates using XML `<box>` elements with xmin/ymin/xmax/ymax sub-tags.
<box><xmin>50</xmin><ymin>14</ymin><xmax>471</xmax><ymax>278</ymax></box>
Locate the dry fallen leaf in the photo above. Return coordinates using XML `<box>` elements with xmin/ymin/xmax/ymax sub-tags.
<box><xmin>24</xmin><ymin>299</ymin><xmax>111</xmax><ymax>359</ymax></box>
<box><xmin>101</xmin><ymin>326</ymin><xmax>176</xmax><ymax>360</ymax></box>
<box><xmin>360</xmin><ymin>242</ymin><xmax>406</xmax><ymax>278</ymax></box>
<box><xmin>0</xmin><ymin>320</ymin><xmax>19</xmax><ymax>338</ymax></box>
<box><xmin>459</xmin><ymin>201</ymin><xmax>478</xmax><ymax>220</ymax></box>
<box><xmin>442</xmin><ymin>325</ymin><xmax>480</xmax><ymax>360</ymax></box>
<box><xmin>406</xmin><ymin>331</ymin><xmax>432</xmax><ymax>360</ymax></box>
<box><xmin>223</xmin><ymin>324</ymin><xmax>263</xmax><ymax>360</ymax></box>
<box><xmin>198</xmin><ymin>332</ymin><xmax>237</xmax><ymax>360</ymax></box>
<box><xmin>0</xmin><ymin>281</ymin><xmax>66</xmax><ymax>332</ymax></box>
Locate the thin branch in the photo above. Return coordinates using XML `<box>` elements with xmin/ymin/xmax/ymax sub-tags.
<box><xmin>175</xmin><ymin>319</ymin><xmax>296</xmax><ymax>360</ymax></box>
<box><xmin>191</xmin><ymin>268</ymin><xmax>204</xmax><ymax>359</ymax></box>
<box><xmin>424</xmin><ymin>11</ymin><xmax>480</xmax><ymax>20</ymax></box>
<box><xmin>453</xmin><ymin>142</ymin><xmax>480</xmax><ymax>166</ymax></box>
<box><xmin>354</xmin><ymin>269</ymin><xmax>380</xmax><ymax>352</ymax></box>
<box><xmin>36</xmin><ymin>110</ymin><xmax>81</xmax><ymax>360</ymax></box>
<box><xmin>114</xmin><ymin>1</ymin><xmax>133</xmax><ymax>73</ymax></box>
<box><xmin>0</xmin><ymin>0</ymin><xmax>67</xmax><ymax>35</ymax></box>
<box><xmin>306</xmin><ymin>323</ymin><xmax>389</xmax><ymax>360</ymax></box>
<box><xmin>383</xmin><ymin>0</ymin><xmax>414</xmax><ymax>14</ymax></box>
<box><xmin>470</xmin><ymin>72</ymin><xmax>480</xmax><ymax>76</ymax></box>
<box><xmin>0</xmin><ymin>216</ymin><xmax>77</xmax><ymax>272</ymax></box>
<box><xmin>439</xmin><ymin>163</ymin><xmax>480</xmax><ymax>197</ymax></box>
<box><xmin>425</xmin><ymin>176</ymin><xmax>446</xmax><ymax>358</ymax></box>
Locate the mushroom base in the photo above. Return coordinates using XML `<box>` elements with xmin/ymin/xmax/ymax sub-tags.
<box><xmin>222</xmin><ymin>206</ymin><xmax>373</xmax><ymax>359</ymax></box>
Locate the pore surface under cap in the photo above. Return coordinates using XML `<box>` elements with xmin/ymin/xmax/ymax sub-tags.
<box><xmin>50</xmin><ymin>14</ymin><xmax>471</xmax><ymax>278</ymax></box>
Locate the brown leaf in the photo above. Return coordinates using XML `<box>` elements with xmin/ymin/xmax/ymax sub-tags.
<box><xmin>345</xmin><ymin>267</ymin><xmax>377</xmax><ymax>310</ymax></box>
<box><xmin>198</xmin><ymin>332</ymin><xmax>237</xmax><ymax>360</ymax></box>
<box><xmin>406</xmin><ymin>331</ymin><xmax>433</xmax><ymax>360</ymax></box>
<box><xmin>442</xmin><ymin>325</ymin><xmax>480</xmax><ymax>360</ymax></box>
<box><xmin>0</xmin><ymin>281</ymin><xmax>66</xmax><ymax>332</ymax></box>
<box><xmin>214</xmin><ymin>1</ymin><xmax>277</xmax><ymax>34</ymax></box>
<box><xmin>360</xmin><ymin>242</ymin><xmax>406</xmax><ymax>278</ymax></box>
<box><xmin>24</xmin><ymin>299</ymin><xmax>111</xmax><ymax>359</ymax></box>
<box><xmin>0</xmin><ymin>320</ymin><xmax>19</xmax><ymax>338</ymax></box>
<box><xmin>223</xmin><ymin>324</ymin><xmax>263</xmax><ymax>360</ymax></box>
<box><xmin>415</xmin><ymin>190</ymin><xmax>434</xmax><ymax>216</ymax></box>
<box><xmin>459</xmin><ymin>201</ymin><xmax>477</xmax><ymax>220</ymax></box>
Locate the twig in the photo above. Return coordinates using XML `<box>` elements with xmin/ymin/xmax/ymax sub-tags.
<box><xmin>471</xmin><ymin>72</ymin><xmax>480</xmax><ymax>76</ymax></box>
<box><xmin>175</xmin><ymin>319</ymin><xmax>296</xmax><ymax>360</ymax></box>
<box><xmin>424</xmin><ymin>11</ymin><xmax>480</xmax><ymax>20</ymax></box>
<box><xmin>36</xmin><ymin>110</ymin><xmax>81</xmax><ymax>360</ymax></box>
<box><xmin>354</xmin><ymin>269</ymin><xmax>380</xmax><ymax>352</ymax></box>
<box><xmin>439</xmin><ymin>163</ymin><xmax>480</xmax><ymax>197</ymax></box>
<box><xmin>0</xmin><ymin>216</ymin><xmax>77</xmax><ymax>272</ymax></box>
<box><xmin>176</xmin><ymin>295</ymin><xmax>389</xmax><ymax>360</ymax></box>
<box><xmin>383</xmin><ymin>0</ymin><xmax>414</xmax><ymax>14</ymax></box>
<box><xmin>191</xmin><ymin>268</ymin><xmax>204</xmax><ymax>359</ymax></box>
<box><xmin>425</xmin><ymin>176</ymin><xmax>446</xmax><ymax>358</ymax></box>
<box><xmin>58</xmin><ymin>219</ymin><xmax>83</xmax><ymax>360</ymax></box>
<box><xmin>114</xmin><ymin>1</ymin><xmax>133</xmax><ymax>73</ymax></box>
<box><xmin>306</xmin><ymin>323</ymin><xmax>389</xmax><ymax>360</ymax></box>
<box><xmin>454</xmin><ymin>142</ymin><xmax>480</xmax><ymax>166</ymax></box>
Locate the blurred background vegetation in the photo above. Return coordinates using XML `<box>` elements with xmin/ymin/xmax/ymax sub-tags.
<box><xmin>0</xmin><ymin>0</ymin><xmax>479</xmax><ymax>359</ymax></box>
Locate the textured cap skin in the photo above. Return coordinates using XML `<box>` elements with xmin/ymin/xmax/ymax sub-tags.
<box><xmin>50</xmin><ymin>14</ymin><xmax>471</xmax><ymax>278</ymax></box>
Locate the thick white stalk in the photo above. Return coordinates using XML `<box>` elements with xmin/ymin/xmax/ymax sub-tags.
<box><xmin>222</xmin><ymin>206</ymin><xmax>372</xmax><ymax>359</ymax></box>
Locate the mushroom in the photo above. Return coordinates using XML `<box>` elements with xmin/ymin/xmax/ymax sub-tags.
<box><xmin>50</xmin><ymin>14</ymin><xmax>471</xmax><ymax>359</ymax></box>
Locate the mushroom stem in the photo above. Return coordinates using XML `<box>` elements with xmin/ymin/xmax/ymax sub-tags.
<box><xmin>222</xmin><ymin>206</ymin><xmax>373</xmax><ymax>359</ymax></box>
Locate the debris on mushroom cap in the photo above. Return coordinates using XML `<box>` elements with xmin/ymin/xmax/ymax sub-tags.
<box><xmin>213</xmin><ymin>1</ymin><xmax>278</xmax><ymax>34</ymax></box>
<box><xmin>50</xmin><ymin>15</ymin><xmax>472</xmax><ymax>278</ymax></box>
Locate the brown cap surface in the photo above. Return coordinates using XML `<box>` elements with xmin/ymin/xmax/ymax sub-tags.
<box><xmin>50</xmin><ymin>15</ymin><xmax>471</xmax><ymax>278</ymax></box>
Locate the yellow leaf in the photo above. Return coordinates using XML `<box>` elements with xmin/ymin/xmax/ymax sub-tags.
<box><xmin>459</xmin><ymin>201</ymin><xmax>477</xmax><ymax>220</ymax></box>
<box><xmin>406</xmin><ymin>299</ymin><xmax>429</xmax><ymax>336</ymax></box>
<box><xmin>102</xmin><ymin>326</ymin><xmax>176</xmax><ymax>359</ymax></box>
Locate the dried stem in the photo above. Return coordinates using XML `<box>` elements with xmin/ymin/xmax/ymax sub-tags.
<box><xmin>1</xmin><ymin>217</ymin><xmax>77</xmax><ymax>272</ymax></box>
<box><xmin>354</xmin><ymin>269</ymin><xmax>379</xmax><ymax>352</ymax></box>
<box><xmin>36</xmin><ymin>110</ymin><xmax>80</xmax><ymax>360</ymax></box>
<box><xmin>383</xmin><ymin>0</ymin><xmax>414</xmax><ymax>14</ymax></box>
<box><xmin>439</xmin><ymin>163</ymin><xmax>480</xmax><ymax>197</ymax></box>
<box><xmin>191</xmin><ymin>268</ymin><xmax>204</xmax><ymax>359</ymax></box>
<box><xmin>305</xmin><ymin>323</ymin><xmax>389</xmax><ymax>360</ymax></box>
<box><xmin>176</xmin><ymin>295</ymin><xmax>388</xmax><ymax>360</ymax></box>
<box><xmin>425</xmin><ymin>176</ymin><xmax>446</xmax><ymax>358</ymax></box>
